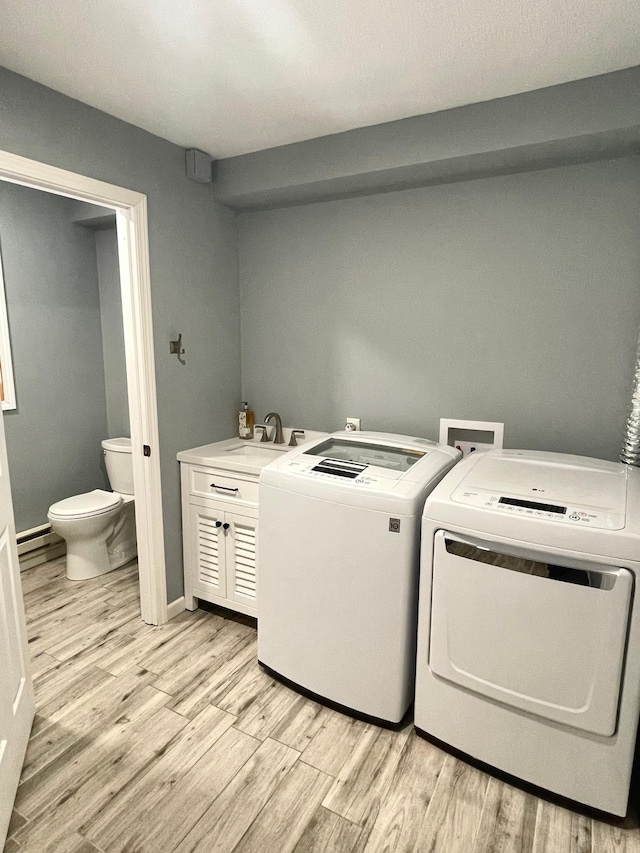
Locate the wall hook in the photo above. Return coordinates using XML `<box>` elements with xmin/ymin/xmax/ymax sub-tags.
<box><xmin>170</xmin><ymin>333</ymin><xmax>186</xmax><ymax>365</ymax></box>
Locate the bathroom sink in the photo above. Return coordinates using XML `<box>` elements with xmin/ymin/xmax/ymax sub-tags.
<box><xmin>224</xmin><ymin>444</ymin><xmax>288</xmax><ymax>458</ymax></box>
<box><xmin>177</xmin><ymin>431</ymin><xmax>328</xmax><ymax>475</ymax></box>
<box><xmin>176</xmin><ymin>438</ymin><xmax>292</xmax><ymax>476</ymax></box>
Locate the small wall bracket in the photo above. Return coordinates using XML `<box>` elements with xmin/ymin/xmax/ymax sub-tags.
<box><xmin>170</xmin><ymin>333</ymin><xmax>185</xmax><ymax>365</ymax></box>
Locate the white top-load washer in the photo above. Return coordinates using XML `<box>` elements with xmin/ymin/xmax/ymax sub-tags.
<box><xmin>415</xmin><ymin>448</ymin><xmax>640</xmax><ymax>815</ymax></box>
<box><xmin>258</xmin><ymin>431</ymin><xmax>461</xmax><ymax>725</ymax></box>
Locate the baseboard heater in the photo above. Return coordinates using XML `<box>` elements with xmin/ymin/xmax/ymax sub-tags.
<box><xmin>17</xmin><ymin>523</ymin><xmax>66</xmax><ymax>570</ymax></box>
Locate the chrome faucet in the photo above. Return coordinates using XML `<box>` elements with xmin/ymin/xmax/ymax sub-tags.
<box><xmin>264</xmin><ymin>412</ymin><xmax>284</xmax><ymax>444</ymax></box>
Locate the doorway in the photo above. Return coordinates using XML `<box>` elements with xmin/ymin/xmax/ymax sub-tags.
<box><xmin>0</xmin><ymin>148</ymin><xmax>167</xmax><ymax>625</ymax></box>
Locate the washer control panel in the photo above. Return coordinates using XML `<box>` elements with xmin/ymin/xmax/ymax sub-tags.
<box><xmin>452</xmin><ymin>490</ymin><xmax>621</xmax><ymax>529</ymax></box>
<box><xmin>280</xmin><ymin>456</ymin><xmax>397</xmax><ymax>489</ymax></box>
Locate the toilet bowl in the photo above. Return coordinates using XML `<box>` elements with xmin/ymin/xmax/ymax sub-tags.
<box><xmin>48</xmin><ymin>437</ymin><xmax>137</xmax><ymax>581</ymax></box>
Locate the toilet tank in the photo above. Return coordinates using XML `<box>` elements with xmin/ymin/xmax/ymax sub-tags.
<box><xmin>102</xmin><ymin>437</ymin><xmax>134</xmax><ymax>495</ymax></box>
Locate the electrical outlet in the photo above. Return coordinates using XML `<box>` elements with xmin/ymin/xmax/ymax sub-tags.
<box><xmin>345</xmin><ymin>417</ymin><xmax>361</xmax><ymax>431</ymax></box>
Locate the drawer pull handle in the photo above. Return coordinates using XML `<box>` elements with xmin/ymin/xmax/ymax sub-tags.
<box><xmin>215</xmin><ymin>520</ymin><xmax>222</xmax><ymax>528</ymax></box>
<box><xmin>223</xmin><ymin>523</ymin><xmax>230</xmax><ymax>531</ymax></box>
<box><xmin>210</xmin><ymin>483</ymin><xmax>239</xmax><ymax>493</ymax></box>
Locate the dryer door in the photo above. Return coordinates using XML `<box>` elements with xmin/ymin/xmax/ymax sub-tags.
<box><xmin>429</xmin><ymin>530</ymin><xmax>633</xmax><ymax>736</ymax></box>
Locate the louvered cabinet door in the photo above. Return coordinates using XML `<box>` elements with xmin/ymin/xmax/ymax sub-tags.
<box><xmin>188</xmin><ymin>504</ymin><xmax>227</xmax><ymax>598</ymax></box>
<box><xmin>227</xmin><ymin>512</ymin><xmax>258</xmax><ymax>610</ymax></box>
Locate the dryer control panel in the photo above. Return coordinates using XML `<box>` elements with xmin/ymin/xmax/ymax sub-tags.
<box><xmin>453</xmin><ymin>489</ymin><xmax>622</xmax><ymax>529</ymax></box>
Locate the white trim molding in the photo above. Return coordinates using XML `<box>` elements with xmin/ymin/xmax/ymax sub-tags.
<box><xmin>116</xmin><ymin>198</ymin><xmax>167</xmax><ymax>625</ymax></box>
<box><xmin>0</xmin><ymin>149</ymin><xmax>168</xmax><ymax>624</ymax></box>
<box><xmin>0</xmin><ymin>242</ymin><xmax>16</xmax><ymax>411</ymax></box>
<box><xmin>166</xmin><ymin>596</ymin><xmax>186</xmax><ymax>621</ymax></box>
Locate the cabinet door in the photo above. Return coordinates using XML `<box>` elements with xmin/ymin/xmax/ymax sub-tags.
<box><xmin>227</xmin><ymin>512</ymin><xmax>258</xmax><ymax>609</ymax></box>
<box><xmin>189</xmin><ymin>503</ymin><xmax>226</xmax><ymax>598</ymax></box>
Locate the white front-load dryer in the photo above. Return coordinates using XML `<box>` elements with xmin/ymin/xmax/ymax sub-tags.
<box><xmin>415</xmin><ymin>449</ymin><xmax>640</xmax><ymax>815</ymax></box>
<box><xmin>258</xmin><ymin>431</ymin><xmax>461</xmax><ymax>725</ymax></box>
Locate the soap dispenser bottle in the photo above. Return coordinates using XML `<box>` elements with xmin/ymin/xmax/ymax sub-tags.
<box><xmin>238</xmin><ymin>401</ymin><xmax>254</xmax><ymax>440</ymax></box>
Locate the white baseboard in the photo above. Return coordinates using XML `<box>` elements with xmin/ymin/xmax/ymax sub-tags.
<box><xmin>20</xmin><ymin>543</ymin><xmax>67</xmax><ymax>572</ymax></box>
<box><xmin>18</xmin><ymin>523</ymin><xmax>63</xmax><ymax>554</ymax></box>
<box><xmin>18</xmin><ymin>524</ymin><xmax>66</xmax><ymax>571</ymax></box>
<box><xmin>166</xmin><ymin>596</ymin><xmax>186</xmax><ymax>621</ymax></box>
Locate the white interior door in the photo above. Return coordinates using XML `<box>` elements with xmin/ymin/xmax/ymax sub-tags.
<box><xmin>0</xmin><ymin>404</ymin><xmax>34</xmax><ymax>845</ymax></box>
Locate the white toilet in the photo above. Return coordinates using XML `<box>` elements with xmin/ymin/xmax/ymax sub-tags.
<box><xmin>48</xmin><ymin>437</ymin><xmax>137</xmax><ymax>581</ymax></box>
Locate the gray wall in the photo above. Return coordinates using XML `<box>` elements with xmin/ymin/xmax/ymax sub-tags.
<box><xmin>216</xmin><ymin>66</ymin><xmax>640</xmax><ymax>210</ymax></box>
<box><xmin>0</xmin><ymin>66</ymin><xmax>241</xmax><ymax>602</ymax></box>
<box><xmin>239</xmin><ymin>157</ymin><xmax>640</xmax><ymax>462</ymax></box>
<box><xmin>0</xmin><ymin>182</ymin><xmax>109</xmax><ymax>532</ymax></box>
<box><xmin>95</xmin><ymin>228</ymin><xmax>129</xmax><ymax>438</ymax></box>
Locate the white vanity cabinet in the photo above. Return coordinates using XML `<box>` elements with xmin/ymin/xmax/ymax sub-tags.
<box><xmin>181</xmin><ymin>463</ymin><xmax>260</xmax><ymax>617</ymax></box>
<box><xmin>178</xmin><ymin>431</ymin><xmax>326</xmax><ymax>618</ymax></box>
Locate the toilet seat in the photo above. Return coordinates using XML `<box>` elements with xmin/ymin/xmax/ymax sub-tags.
<box><xmin>48</xmin><ymin>489</ymin><xmax>122</xmax><ymax>520</ymax></box>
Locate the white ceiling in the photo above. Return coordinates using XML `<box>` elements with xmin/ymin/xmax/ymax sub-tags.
<box><xmin>1</xmin><ymin>0</ymin><xmax>639</xmax><ymax>159</ymax></box>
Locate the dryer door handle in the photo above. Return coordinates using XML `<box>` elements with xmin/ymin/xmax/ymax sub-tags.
<box><xmin>442</xmin><ymin>532</ymin><xmax>620</xmax><ymax>590</ymax></box>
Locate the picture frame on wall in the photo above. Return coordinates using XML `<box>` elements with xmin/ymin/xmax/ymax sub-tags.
<box><xmin>0</xmin><ymin>239</ymin><xmax>16</xmax><ymax>410</ymax></box>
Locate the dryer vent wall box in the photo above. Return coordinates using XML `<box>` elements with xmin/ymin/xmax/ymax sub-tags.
<box><xmin>415</xmin><ymin>448</ymin><xmax>640</xmax><ymax>816</ymax></box>
<box><xmin>439</xmin><ymin>418</ymin><xmax>504</xmax><ymax>458</ymax></box>
<box><xmin>258</xmin><ymin>430</ymin><xmax>462</xmax><ymax>725</ymax></box>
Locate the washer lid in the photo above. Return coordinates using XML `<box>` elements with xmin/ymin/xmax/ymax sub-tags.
<box><xmin>49</xmin><ymin>489</ymin><xmax>122</xmax><ymax>518</ymax></box>
<box><xmin>101</xmin><ymin>437</ymin><xmax>132</xmax><ymax>454</ymax></box>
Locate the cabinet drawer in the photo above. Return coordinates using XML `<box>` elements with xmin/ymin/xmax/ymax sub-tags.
<box><xmin>190</xmin><ymin>467</ymin><xmax>259</xmax><ymax>505</ymax></box>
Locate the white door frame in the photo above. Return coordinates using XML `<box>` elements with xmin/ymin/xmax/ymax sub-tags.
<box><xmin>0</xmin><ymin>148</ymin><xmax>167</xmax><ymax>625</ymax></box>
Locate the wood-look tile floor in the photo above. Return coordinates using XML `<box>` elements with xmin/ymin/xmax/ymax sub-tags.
<box><xmin>5</xmin><ymin>556</ymin><xmax>640</xmax><ymax>853</ymax></box>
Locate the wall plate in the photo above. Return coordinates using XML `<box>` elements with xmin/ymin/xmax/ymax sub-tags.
<box><xmin>439</xmin><ymin>418</ymin><xmax>504</xmax><ymax>456</ymax></box>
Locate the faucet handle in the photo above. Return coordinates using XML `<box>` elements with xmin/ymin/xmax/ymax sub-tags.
<box><xmin>289</xmin><ymin>430</ymin><xmax>306</xmax><ymax>447</ymax></box>
<box><xmin>255</xmin><ymin>425</ymin><xmax>270</xmax><ymax>442</ymax></box>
